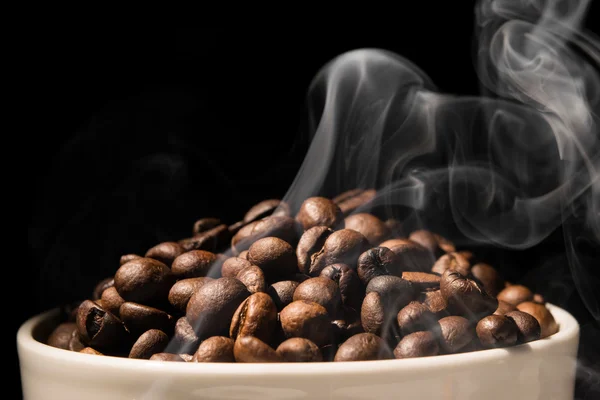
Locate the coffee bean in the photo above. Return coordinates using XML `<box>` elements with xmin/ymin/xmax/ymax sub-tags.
<box><xmin>171</xmin><ymin>250</ymin><xmax>218</xmax><ymax>279</ymax></box>
<box><xmin>192</xmin><ymin>336</ymin><xmax>235</xmax><ymax>362</ymax></box>
<box><xmin>93</xmin><ymin>277</ymin><xmax>114</xmax><ymax>300</ymax></box>
<box><xmin>280</xmin><ymin>300</ymin><xmax>332</xmax><ymax>347</ymax></box>
<box><xmin>114</xmin><ymin>257</ymin><xmax>173</xmax><ymax>306</ymax></box>
<box><xmin>231</xmin><ymin>216</ymin><xmax>298</xmax><ymax>255</ymax></box>
<box><xmin>334</xmin><ymin>333</ymin><xmax>393</xmax><ymax>361</ymax></box>
<box><xmin>332</xmin><ymin>307</ymin><xmax>364</xmax><ymax>342</ymax></box>
<box><xmin>310</xmin><ymin>229</ymin><xmax>369</xmax><ymax>275</ymax></box>
<box><xmin>334</xmin><ymin>189</ymin><xmax>377</xmax><ymax>217</ymax></box>
<box><xmin>230</xmin><ymin>292</ymin><xmax>278</xmax><ymax>343</ymax></box>
<box><xmin>344</xmin><ymin>213</ymin><xmax>390</xmax><ymax>246</ymax></box>
<box><xmin>266</xmin><ymin>280</ymin><xmax>299</xmax><ymax>311</ymax></box>
<box><xmin>432</xmin><ymin>252</ymin><xmax>471</xmax><ymax>277</ymax></box>
<box><xmin>320</xmin><ymin>264</ymin><xmax>364</xmax><ymax>310</ymax></box>
<box><xmin>421</xmin><ymin>290</ymin><xmax>448</xmax><ymax>316</ymax></box>
<box><xmin>145</xmin><ymin>242</ymin><xmax>185</xmax><ymax>267</ymax></box>
<box><xmin>409</xmin><ymin>230</ymin><xmax>455</xmax><ymax>256</ymax></box>
<box><xmin>234</xmin><ymin>336</ymin><xmax>282</xmax><ymax>362</ymax></box>
<box><xmin>150</xmin><ymin>353</ymin><xmax>186</xmax><ymax>362</ymax></box>
<box><xmin>505</xmin><ymin>311</ymin><xmax>541</xmax><ymax>343</ymax></box>
<box><xmin>357</xmin><ymin>247</ymin><xmax>402</xmax><ymax>285</ymax></box>
<box><xmin>360</xmin><ymin>292</ymin><xmax>386</xmax><ymax>335</ymax></box>
<box><xmin>296</xmin><ymin>197</ymin><xmax>344</xmax><ymax>230</ymax></box>
<box><xmin>332</xmin><ymin>188</ymin><xmax>366</xmax><ymax>205</ymax></box>
<box><xmin>168</xmin><ymin>277</ymin><xmax>213</xmax><ymax>314</ymax></box>
<box><xmin>238</xmin><ymin>250</ymin><xmax>249</xmax><ymax>260</ymax></box>
<box><xmin>493</xmin><ymin>300</ymin><xmax>517</xmax><ymax>315</ymax></box>
<box><xmin>476</xmin><ymin>315</ymin><xmax>518</xmax><ymax>348</ymax></box>
<box><xmin>440</xmin><ymin>269</ymin><xmax>497</xmax><ymax>318</ymax></box>
<box><xmin>244</xmin><ymin>199</ymin><xmax>290</xmax><ymax>224</ymax></box>
<box><xmin>129</xmin><ymin>329</ymin><xmax>169</xmax><ymax>359</ymax></box>
<box><xmin>100</xmin><ymin>287</ymin><xmax>125</xmax><ymax>317</ymax></box>
<box><xmin>471</xmin><ymin>263</ymin><xmax>504</xmax><ymax>297</ymax></box>
<box><xmin>401</xmin><ymin>271</ymin><xmax>441</xmax><ymax>291</ymax></box>
<box><xmin>179</xmin><ymin>224</ymin><xmax>232</xmax><ymax>253</ymax></box>
<box><xmin>293</xmin><ymin>277</ymin><xmax>342</xmax><ymax>318</ymax></box>
<box><xmin>119</xmin><ymin>302</ymin><xmax>175</xmax><ymax>337</ymax></box>
<box><xmin>221</xmin><ymin>257</ymin><xmax>252</xmax><ymax>278</ymax></box>
<box><xmin>47</xmin><ymin>322</ymin><xmax>78</xmax><ymax>350</ymax></box>
<box><xmin>365</xmin><ymin>275</ymin><xmax>414</xmax><ymax>312</ymax></box>
<box><xmin>119</xmin><ymin>254</ymin><xmax>142</xmax><ymax>266</ymax></box>
<box><xmin>516</xmin><ymin>301</ymin><xmax>558</xmax><ymax>338</ymax></box>
<box><xmin>379</xmin><ymin>238</ymin><xmax>433</xmax><ymax>272</ymax></box>
<box><xmin>228</xmin><ymin>220</ymin><xmax>246</xmax><ymax>237</ymax></box>
<box><xmin>76</xmin><ymin>300</ymin><xmax>129</xmax><ymax>350</ymax></box>
<box><xmin>166</xmin><ymin>317</ymin><xmax>200</xmax><ymax>355</ymax></box>
<box><xmin>247</xmin><ymin>237</ymin><xmax>297</xmax><ymax>281</ymax></box>
<box><xmin>276</xmin><ymin>338</ymin><xmax>323</xmax><ymax>362</ymax></box>
<box><xmin>397</xmin><ymin>301</ymin><xmax>437</xmax><ymax>335</ymax></box>
<box><xmin>296</xmin><ymin>226</ymin><xmax>334</xmax><ymax>275</ymax></box>
<box><xmin>394</xmin><ymin>331</ymin><xmax>439</xmax><ymax>358</ymax></box>
<box><xmin>236</xmin><ymin>265</ymin><xmax>267</xmax><ymax>294</ymax></box>
<box><xmin>186</xmin><ymin>277</ymin><xmax>250</xmax><ymax>339</ymax></box>
<box><xmin>497</xmin><ymin>284</ymin><xmax>534</xmax><ymax>306</ymax></box>
<box><xmin>193</xmin><ymin>218</ymin><xmax>222</xmax><ymax>235</ymax></box>
<box><xmin>80</xmin><ymin>347</ymin><xmax>103</xmax><ymax>356</ymax></box>
<box><xmin>437</xmin><ymin>316</ymin><xmax>474</xmax><ymax>353</ymax></box>
<box><xmin>66</xmin><ymin>330</ymin><xmax>85</xmax><ymax>351</ymax></box>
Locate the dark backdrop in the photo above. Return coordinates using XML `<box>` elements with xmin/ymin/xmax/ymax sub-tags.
<box><xmin>22</xmin><ymin>4</ymin><xmax>599</xmax><ymax>399</ymax></box>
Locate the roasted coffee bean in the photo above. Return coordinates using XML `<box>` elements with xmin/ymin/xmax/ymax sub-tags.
<box><xmin>150</xmin><ymin>353</ymin><xmax>186</xmax><ymax>362</ymax></box>
<box><xmin>401</xmin><ymin>271</ymin><xmax>441</xmax><ymax>291</ymax></box>
<box><xmin>120</xmin><ymin>254</ymin><xmax>142</xmax><ymax>266</ymax></box>
<box><xmin>101</xmin><ymin>287</ymin><xmax>125</xmax><ymax>317</ymax></box>
<box><xmin>296</xmin><ymin>197</ymin><xmax>344</xmax><ymax>230</ymax></box>
<box><xmin>332</xmin><ymin>307</ymin><xmax>364</xmax><ymax>342</ymax></box>
<box><xmin>76</xmin><ymin>300</ymin><xmax>129</xmax><ymax>350</ymax></box>
<box><xmin>236</xmin><ymin>265</ymin><xmax>266</xmax><ymax>294</ymax></box>
<box><xmin>397</xmin><ymin>301</ymin><xmax>437</xmax><ymax>335</ymax></box>
<box><xmin>171</xmin><ymin>250</ymin><xmax>218</xmax><ymax>279</ymax></box>
<box><xmin>334</xmin><ymin>189</ymin><xmax>377</xmax><ymax>216</ymax></box>
<box><xmin>497</xmin><ymin>284</ymin><xmax>534</xmax><ymax>306</ymax></box>
<box><xmin>293</xmin><ymin>277</ymin><xmax>342</xmax><ymax>318</ymax></box>
<box><xmin>437</xmin><ymin>316</ymin><xmax>474</xmax><ymax>353</ymax></box>
<box><xmin>179</xmin><ymin>224</ymin><xmax>231</xmax><ymax>253</ymax></box>
<box><xmin>296</xmin><ymin>226</ymin><xmax>334</xmax><ymax>275</ymax></box>
<box><xmin>379</xmin><ymin>239</ymin><xmax>433</xmax><ymax>272</ymax></box>
<box><xmin>440</xmin><ymin>269</ymin><xmax>497</xmax><ymax>318</ymax></box>
<box><xmin>228</xmin><ymin>220</ymin><xmax>246</xmax><ymax>237</ymax></box>
<box><xmin>145</xmin><ymin>242</ymin><xmax>185</xmax><ymax>267</ymax></box>
<box><xmin>533</xmin><ymin>293</ymin><xmax>545</xmax><ymax>304</ymax></box>
<box><xmin>93</xmin><ymin>277</ymin><xmax>114</xmax><ymax>300</ymax></box>
<box><xmin>186</xmin><ymin>277</ymin><xmax>250</xmax><ymax>339</ymax></box>
<box><xmin>394</xmin><ymin>331</ymin><xmax>439</xmax><ymax>358</ymax></box>
<box><xmin>234</xmin><ymin>336</ymin><xmax>282</xmax><ymax>363</ymax></box>
<box><xmin>471</xmin><ymin>263</ymin><xmax>504</xmax><ymax>297</ymax></box>
<box><xmin>357</xmin><ymin>247</ymin><xmax>402</xmax><ymax>285</ymax></box>
<box><xmin>168</xmin><ymin>277</ymin><xmax>213</xmax><ymax>314</ymax></box>
<box><xmin>193</xmin><ymin>218</ymin><xmax>222</xmax><ymax>235</ymax></box>
<box><xmin>238</xmin><ymin>250</ymin><xmax>249</xmax><ymax>260</ymax></box>
<box><xmin>476</xmin><ymin>315</ymin><xmax>518</xmax><ymax>348</ymax></box>
<box><xmin>244</xmin><ymin>199</ymin><xmax>290</xmax><ymax>223</ymax></box>
<box><xmin>276</xmin><ymin>338</ymin><xmax>323</xmax><ymax>362</ymax></box>
<box><xmin>334</xmin><ymin>333</ymin><xmax>393</xmax><ymax>361</ymax></box>
<box><xmin>266</xmin><ymin>281</ymin><xmax>299</xmax><ymax>311</ymax></box>
<box><xmin>68</xmin><ymin>331</ymin><xmax>86</xmax><ymax>352</ymax></box>
<box><xmin>247</xmin><ymin>237</ymin><xmax>297</xmax><ymax>281</ymax></box>
<box><xmin>119</xmin><ymin>302</ymin><xmax>175</xmax><ymax>337</ymax></box>
<box><xmin>310</xmin><ymin>229</ymin><xmax>369</xmax><ymax>275</ymax></box>
<box><xmin>47</xmin><ymin>322</ymin><xmax>78</xmax><ymax>350</ymax></box>
<box><xmin>494</xmin><ymin>300</ymin><xmax>517</xmax><ymax>315</ymax></box>
<box><xmin>320</xmin><ymin>264</ymin><xmax>364</xmax><ymax>310</ymax></box>
<box><xmin>166</xmin><ymin>317</ymin><xmax>201</xmax><ymax>355</ymax></box>
<box><xmin>114</xmin><ymin>257</ymin><xmax>173</xmax><ymax>305</ymax></box>
<box><xmin>221</xmin><ymin>257</ymin><xmax>252</xmax><ymax>278</ymax></box>
<box><xmin>231</xmin><ymin>216</ymin><xmax>298</xmax><ymax>255</ymax></box>
<box><xmin>516</xmin><ymin>301</ymin><xmax>558</xmax><ymax>338</ymax></box>
<box><xmin>421</xmin><ymin>290</ymin><xmax>448</xmax><ymax>316</ymax></box>
<box><xmin>80</xmin><ymin>347</ymin><xmax>103</xmax><ymax>355</ymax></box>
<box><xmin>344</xmin><ymin>213</ymin><xmax>390</xmax><ymax>246</ymax></box>
<box><xmin>280</xmin><ymin>300</ymin><xmax>332</xmax><ymax>347</ymax></box>
<box><xmin>505</xmin><ymin>311</ymin><xmax>541</xmax><ymax>343</ymax></box>
<box><xmin>192</xmin><ymin>336</ymin><xmax>235</xmax><ymax>362</ymax></box>
<box><xmin>129</xmin><ymin>329</ymin><xmax>169</xmax><ymax>359</ymax></box>
<box><xmin>361</xmin><ymin>292</ymin><xmax>386</xmax><ymax>335</ymax></box>
<box><xmin>409</xmin><ymin>230</ymin><xmax>455</xmax><ymax>256</ymax></box>
<box><xmin>365</xmin><ymin>275</ymin><xmax>414</xmax><ymax>312</ymax></box>
<box><xmin>230</xmin><ymin>292</ymin><xmax>278</xmax><ymax>343</ymax></box>
<box><xmin>179</xmin><ymin>354</ymin><xmax>193</xmax><ymax>362</ymax></box>
<box><xmin>431</xmin><ymin>252</ymin><xmax>471</xmax><ymax>277</ymax></box>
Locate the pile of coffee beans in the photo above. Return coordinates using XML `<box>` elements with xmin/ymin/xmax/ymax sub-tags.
<box><xmin>47</xmin><ymin>190</ymin><xmax>559</xmax><ymax>362</ymax></box>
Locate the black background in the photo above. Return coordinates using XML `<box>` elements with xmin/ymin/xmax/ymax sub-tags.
<box><xmin>22</xmin><ymin>3</ymin><xmax>599</xmax><ymax>399</ymax></box>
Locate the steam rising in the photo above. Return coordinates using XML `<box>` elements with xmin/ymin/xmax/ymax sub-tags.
<box><xmin>283</xmin><ymin>0</ymin><xmax>599</xmax><ymax>320</ymax></box>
